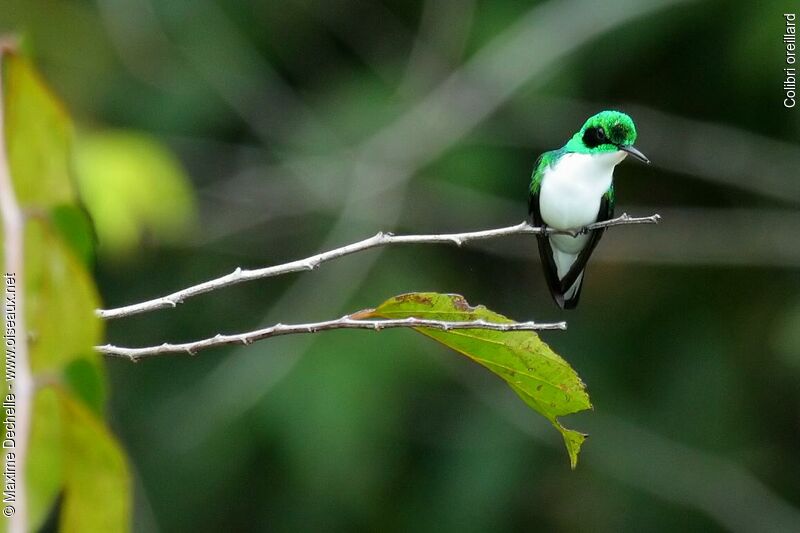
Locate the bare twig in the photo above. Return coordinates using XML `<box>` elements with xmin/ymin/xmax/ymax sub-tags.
<box><xmin>98</xmin><ymin>316</ymin><xmax>567</xmax><ymax>361</ymax></box>
<box><xmin>97</xmin><ymin>213</ymin><xmax>660</xmax><ymax>320</ymax></box>
<box><xmin>0</xmin><ymin>44</ymin><xmax>33</xmax><ymax>533</ymax></box>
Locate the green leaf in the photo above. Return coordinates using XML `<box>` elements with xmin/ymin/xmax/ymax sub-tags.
<box><xmin>59</xmin><ymin>390</ymin><xmax>130</xmax><ymax>533</ymax></box>
<box><xmin>50</xmin><ymin>204</ymin><xmax>96</xmax><ymax>267</ymax></box>
<box><xmin>3</xmin><ymin>51</ymin><xmax>75</xmax><ymax>206</ymax></box>
<box><xmin>25</xmin><ymin>218</ymin><xmax>102</xmax><ymax>373</ymax></box>
<box><xmin>361</xmin><ymin>292</ymin><xmax>591</xmax><ymax>468</ymax></box>
<box><xmin>27</xmin><ymin>388</ymin><xmax>64</xmax><ymax>532</ymax></box>
<box><xmin>63</xmin><ymin>357</ymin><xmax>107</xmax><ymax>416</ymax></box>
<box><xmin>27</xmin><ymin>384</ymin><xmax>123</xmax><ymax>533</ymax></box>
<box><xmin>73</xmin><ymin>130</ymin><xmax>197</xmax><ymax>256</ymax></box>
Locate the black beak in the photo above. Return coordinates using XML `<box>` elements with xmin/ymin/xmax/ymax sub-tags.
<box><xmin>618</xmin><ymin>145</ymin><xmax>650</xmax><ymax>164</ymax></box>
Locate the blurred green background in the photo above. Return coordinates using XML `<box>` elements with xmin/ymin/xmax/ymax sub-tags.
<box><xmin>4</xmin><ymin>0</ymin><xmax>800</xmax><ymax>531</ymax></box>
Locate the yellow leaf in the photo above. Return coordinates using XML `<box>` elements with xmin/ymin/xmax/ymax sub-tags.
<box><xmin>3</xmin><ymin>51</ymin><xmax>75</xmax><ymax>206</ymax></box>
<box><xmin>25</xmin><ymin>219</ymin><xmax>102</xmax><ymax>373</ymax></box>
<box><xmin>59</xmin><ymin>391</ymin><xmax>130</xmax><ymax>533</ymax></box>
<box><xmin>73</xmin><ymin>130</ymin><xmax>197</xmax><ymax>256</ymax></box>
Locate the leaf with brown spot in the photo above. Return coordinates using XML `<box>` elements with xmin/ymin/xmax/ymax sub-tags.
<box><xmin>360</xmin><ymin>292</ymin><xmax>591</xmax><ymax>468</ymax></box>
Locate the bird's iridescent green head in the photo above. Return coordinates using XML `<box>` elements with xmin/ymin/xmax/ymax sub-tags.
<box><xmin>564</xmin><ymin>110</ymin><xmax>649</xmax><ymax>163</ymax></box>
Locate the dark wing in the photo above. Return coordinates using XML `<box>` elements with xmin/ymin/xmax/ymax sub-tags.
<box><xmin>529</xmin><ymin>151</ymin><xmax>566</xmax><ymax>308</ymax></box>
<box><xmin>557</xmin><ymin>184</ymin><xmax>615</xmax><ymax>309</ymax></box>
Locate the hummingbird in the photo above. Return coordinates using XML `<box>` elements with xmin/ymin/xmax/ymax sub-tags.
<box><xmin>529</xmin><ymin>110</ymin><xmax>649</xmax><ymax>309</ymax></box>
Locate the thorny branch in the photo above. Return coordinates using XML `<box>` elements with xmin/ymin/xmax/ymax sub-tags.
<box><xmin>98</xmin><ymin>315</ymin><xmax>567</xmax><ymax>362</ymax></box>
<box><xmin>97</xmin><ymin>213</ymin><xmax>661</xmax><ymax>320</ymax></box>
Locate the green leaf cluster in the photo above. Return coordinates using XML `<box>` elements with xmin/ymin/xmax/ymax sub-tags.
<box><xmin>2</xmin><ymin>49</ymin><xmax>129</xmax><ymax>531</ymax></box>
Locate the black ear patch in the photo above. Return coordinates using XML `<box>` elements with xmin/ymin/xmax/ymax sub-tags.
<box><xmin>582</xmin><ymin>126</ymin><xmax>607</xmax><ymax>148</ymax></box>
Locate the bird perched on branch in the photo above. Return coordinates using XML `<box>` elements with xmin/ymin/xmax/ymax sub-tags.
<box><xmin>529</xmin><ymin>110</ymin><xmax>649</xmax><ymax>309</ymax></box>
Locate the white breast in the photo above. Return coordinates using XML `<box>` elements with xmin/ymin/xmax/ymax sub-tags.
<box><xmin>540</xmin><ymin>151</ymin><xmax>622</xmax><ymax>229</ymax></box>
<box><xmin>539</xmin><ymin>151</ymin><xmax>624</xmax><ymax>256</ymax></box>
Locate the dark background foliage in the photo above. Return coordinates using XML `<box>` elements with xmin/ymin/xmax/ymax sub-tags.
<box><xmin>3</xmin><ymin>0</ymin><xmax>799</xmax><ymax>531</ymax></box>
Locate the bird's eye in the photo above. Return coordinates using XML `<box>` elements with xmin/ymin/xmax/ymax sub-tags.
<box><xmin>582</xmin><ymin>126</ymin><xmax>606</xmax><ymax>148</ymax></box>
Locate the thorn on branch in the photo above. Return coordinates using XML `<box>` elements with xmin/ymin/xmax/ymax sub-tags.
<box><xmin>97</xmin><ymin>316</ymin><xmax>569</xmax><ymax>360</ymax></box>
<box><xmin>95</xmin><ymin>213</ymin><xmax>660</xmax><ymax>320</ymax></box>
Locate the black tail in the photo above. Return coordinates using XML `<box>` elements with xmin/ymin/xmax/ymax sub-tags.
<box><xmin>534</xmin><ymin>235</ymin><xmax>588</xmax><ymax>310</ymax></box>
<box><xmin>534</xmin><ymin>234</ymin><xmax>567</xmax><ymax>309</ymax></box>
<box><xmin>562</xmin><ymin>275</ymin><xmax>585</xmax><ymax>309</ymax></box>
